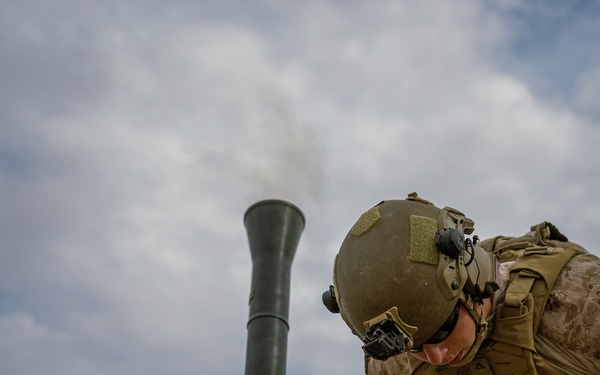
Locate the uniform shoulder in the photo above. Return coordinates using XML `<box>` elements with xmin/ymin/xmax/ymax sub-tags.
<box><xmin>537</xmin><ymin>253</ymin><xmax>600</xmax><ymax>368</ymax></box>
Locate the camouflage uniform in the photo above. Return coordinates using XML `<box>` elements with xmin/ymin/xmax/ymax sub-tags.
<box><xmin>366</xmin><ymin>233</ymin><xmax>600</xmax><ymax>375</ymax></box>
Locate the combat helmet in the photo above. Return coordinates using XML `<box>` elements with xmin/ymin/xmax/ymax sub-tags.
<box><xmin>322</xmin><ymin>193</ymin><xmax>498</xmax><ymax>360</ymax></box>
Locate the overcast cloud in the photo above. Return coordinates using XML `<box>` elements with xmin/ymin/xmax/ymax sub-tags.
<box><xmin>1</xmin><ymin>1</ymin><xmax>599</xmax><ymax>374</ymax></box>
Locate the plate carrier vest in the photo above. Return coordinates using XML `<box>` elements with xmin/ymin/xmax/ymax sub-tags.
<box><xmin>408</xmin><ymin>222</ymin><xmax>588</xmax><ymax>375</ymax></box>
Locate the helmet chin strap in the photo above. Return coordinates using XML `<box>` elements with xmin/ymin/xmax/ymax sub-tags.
<box><xmin>450</xmin><ymin>293</ymin><xmax>493</xmax><ymax>367</ymax></box>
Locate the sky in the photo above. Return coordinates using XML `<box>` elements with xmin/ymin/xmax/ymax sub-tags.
<box><xmin>1</xmin><ymin>1</ymin><xmax>599</xmax><ymax>374</ymax></box>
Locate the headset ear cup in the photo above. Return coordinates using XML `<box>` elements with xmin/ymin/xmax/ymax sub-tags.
<box><xmin>463</xmin><ymin>246</ymin><xmax>499</xmax><ymax>302</ymax></box>
<box><xmin>322</xmin><ymin>285</ymin><xmax>340</xmax><ymax>314</ymax></box>
<box><xmin>435</xmin><ymin>228</ymin><xmax>465</xmax><ymax>259</ymax></box>
<box><xmin>481</xmin><ymin>284</ymin><xmax>494</xmax><ymax>299</ymax></box>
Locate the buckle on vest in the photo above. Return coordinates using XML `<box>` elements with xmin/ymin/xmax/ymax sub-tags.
<box><xmin>501</xmin><ymin>301</ymin><xmax>529</xmax><ymax>318</ymax></box>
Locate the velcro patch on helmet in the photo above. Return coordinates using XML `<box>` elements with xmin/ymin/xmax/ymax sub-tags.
<box><xmin>350</xmin><ymin>206</ymin><xmax>381</xmax><ymax>236</ymax></box>
<box><xmin>409</xmin><ymin>215</ymin><xmax>438</xmax><ymax>265</ymax></box>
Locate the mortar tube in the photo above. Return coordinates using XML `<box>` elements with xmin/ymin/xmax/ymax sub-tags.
<box><xmin>244</xmin><ymin>199</ymin><xmax>305</xmax><ymax>375</ymax></box>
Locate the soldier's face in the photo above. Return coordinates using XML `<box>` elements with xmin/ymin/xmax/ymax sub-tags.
<box><xmin>409</xmin><ymin>304</ymin><xmax>476</xmax><ymax>366</ymax></box>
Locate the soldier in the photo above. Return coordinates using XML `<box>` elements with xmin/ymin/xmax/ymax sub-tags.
<box><xmin>322</xmin><ymin>193</ymin><xmax>600</xmax><ymax>374</ymax></box>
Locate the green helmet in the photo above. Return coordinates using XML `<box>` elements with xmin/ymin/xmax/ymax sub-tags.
<box><xmin>323</xmin><ymin>193</ymin><xmax>497</xmax><ymax>359</ymax></box>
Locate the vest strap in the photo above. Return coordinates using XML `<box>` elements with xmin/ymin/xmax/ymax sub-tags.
<box><xmin>503</xmin><ymin>270</ymin><xmax>539</xmax><ymax>309</ymax></box>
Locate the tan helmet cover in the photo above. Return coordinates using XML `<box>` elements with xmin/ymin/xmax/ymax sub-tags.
<box><xmin>333</xmin><ymin>193</ymin><xmax>475</xmax><ymax>348</ymax></box>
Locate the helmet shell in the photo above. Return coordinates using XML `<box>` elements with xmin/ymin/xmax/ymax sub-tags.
<box><xmin>333</xmin><ymin>195</ymin><xmax>470</xmax><ymax>347</ymax></box>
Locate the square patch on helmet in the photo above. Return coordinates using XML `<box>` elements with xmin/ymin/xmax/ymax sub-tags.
<box><xmin>350</xmin><ymin>206</ymin><xmax>381</xmax><ymax>237</ymax></box>
<box><xmin>409</xmin><ymin>215</ymin><xmax>438</xmax><ymax>265</ymax></box>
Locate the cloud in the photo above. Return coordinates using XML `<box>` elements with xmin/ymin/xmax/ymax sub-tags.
<box><xmin>574</xmin><ymin>67</ymin><xmax>600</xmax><ymax>118</ymax></box>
